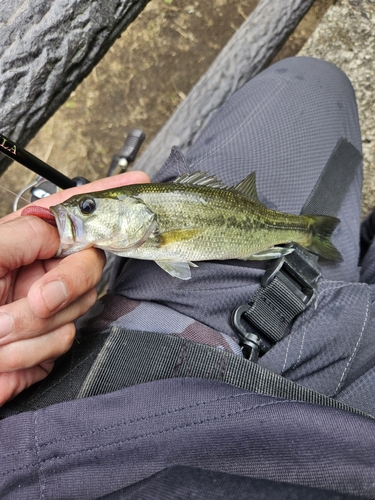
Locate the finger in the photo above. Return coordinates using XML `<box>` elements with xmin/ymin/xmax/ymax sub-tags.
<box><xmin>27</xmin><ymin>247</ymin><xmax>105</xmax><ymax>318</ymax></box>
<box><xmin>0</xmin><ymin>362</ymin><xmax>54</xmax><ymax>406</ymax></box>
<box><xmin>0</xmin><ymin>288</ymin><xmax>97</xmax><ymax>345</ymax></box>
<box><xmin>1</xmin><ymin>170</ymin><xmax>150</xmax><ymax>223</ymax></box>
<box><xmin>10</xmin><ymin>250</ymin><xmax>99</xmax><ymax>301</ymax></box>
<box><xmin>0</xmin><ymin>322</ymin><xmax>76</xmax><ymax>373</ymax></box>
<box><xmin>0</xmin><ymin>216</ymin><xmax>60</xmax><ymax>276</ymax></box>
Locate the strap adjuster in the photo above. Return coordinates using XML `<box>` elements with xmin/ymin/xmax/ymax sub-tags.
<box><xmin>261</xmin><ymin>242</ymin><xmax>321</xmax><ymax>306</ymax></box>
<box><xmin>232</xmin><ymin>243</ymin><xmax>321</xmax><ymax>362</ymax></box>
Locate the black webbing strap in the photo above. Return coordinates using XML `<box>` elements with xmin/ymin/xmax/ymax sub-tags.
<box><xmin>78</xmin><ymin>326</ymin><xmax>369</xmax><ymax>418</ymax></box>
<box><xmin>232</xmin><ymin>243</ymin><xmax>320</xmax><ymax>361</ymax></box>
<box><xmin>245</xmin><ymin>277</ymin><xmax>307</xmax><ymax>342</ymax></box>
<box><xmin>231</xmin><ymin>138</ymin><xmax>361</xmax><ymax>361</ymax></box>
<box><xmin>301</xmin><ymin>137</ymin><xmax>362</xmax><ymax>216</ymax></box>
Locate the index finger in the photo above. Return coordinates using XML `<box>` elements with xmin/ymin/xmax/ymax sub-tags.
<box><xmin>1</xmin><ymin>170</ymin><xmax>150</xmax><ymax>224</ymax></box>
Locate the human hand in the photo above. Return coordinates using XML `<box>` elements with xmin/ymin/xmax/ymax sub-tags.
<box><xmin>0</xmin><ymin>170</ymin><xmax>149</xmax><ymax>405</ymax></box>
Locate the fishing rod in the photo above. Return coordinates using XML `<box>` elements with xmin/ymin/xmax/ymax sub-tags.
<box><xmin>0</xmin><ymin>129</ymin><xmax>145</xmax><ymax>209</ymax></box>
<box><xmin>0</xmin><ymin>132</ymin><xmax>77</xmax><ymax>189</ymax></box>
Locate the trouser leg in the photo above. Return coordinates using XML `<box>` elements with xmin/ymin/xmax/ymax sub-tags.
<box><xmin>118</xmin><ymin>56</ymin><xmax>363</xmax><ymax>337</ymax></box>
<box><xmin>1</xmin><ymin>58</ymin><xmax>371</xmax><ymax>419</ymax></box>
<box><xmin>113</xmin><ymin>58</ymin><xmax>375</xmax><ymax>411</ymax></box>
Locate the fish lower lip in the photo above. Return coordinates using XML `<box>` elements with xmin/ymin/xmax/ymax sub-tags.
<box><xmin>50</xmin><ymin>206</ymin><xmax>75</xmax><ymax>243</ymax></box>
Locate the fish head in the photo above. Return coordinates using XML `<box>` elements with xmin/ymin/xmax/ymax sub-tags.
<box><xmin>50</xmin><ymin>191</ymin><xmax>156</xmax><ymax>257</ymax></box>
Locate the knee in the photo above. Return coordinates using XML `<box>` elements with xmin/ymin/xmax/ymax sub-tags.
<box><xmin>269</xmin><ymin>56</ymin><xmax>354</xmax><ymax>94</ymax></box>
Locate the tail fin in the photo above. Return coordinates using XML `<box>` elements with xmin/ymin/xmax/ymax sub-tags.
<box><xmin>307</xmin><ymin>215</ymin><xmax>343</xmax><ymax>262</ymax></box>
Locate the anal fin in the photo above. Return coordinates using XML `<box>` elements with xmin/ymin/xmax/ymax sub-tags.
<box><xmin>155</xmin><ymin>261</ymin><xmax>193</xmax><ymax>279</ymax></box>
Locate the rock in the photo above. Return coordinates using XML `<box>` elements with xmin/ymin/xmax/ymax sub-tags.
<box><xmin>299</xmin><ymin>0</ymin><xmax>375</xmax><ymax>216</ymax></box>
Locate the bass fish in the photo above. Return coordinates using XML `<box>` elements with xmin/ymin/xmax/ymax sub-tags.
<box><xmin>47</xmin><ymin>172</ymin><xmax>342</xmax><ymax>280</ymax></box>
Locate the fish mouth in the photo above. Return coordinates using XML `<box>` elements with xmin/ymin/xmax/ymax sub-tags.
<box><xmin>50</xmin><ymin>205</ymin><xmax>85</xmax><ymax>256</ymax></box>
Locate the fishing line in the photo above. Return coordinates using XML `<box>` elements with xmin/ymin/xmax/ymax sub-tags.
<box><xmin>0</xmin><ymin>183</ymin><xmax>32</xmax><ymax>209</ymax></box>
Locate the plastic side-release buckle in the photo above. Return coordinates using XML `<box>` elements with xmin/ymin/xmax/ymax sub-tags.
<box><xmin>231</xmin><ymin>243</ymin><xmax>321</xmax><ymax>362</ymax></box>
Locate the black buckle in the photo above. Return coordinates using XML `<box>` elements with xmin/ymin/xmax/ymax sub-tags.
<box><xmin>231</xmin><ymin>243</ymin><xmax>321</xmax><ymax>363</ymax></box>
<box><xmin>231</xmin><ymin>304</ymin><xmax>265</xmax><ymax>362</ymax></box>
<box><xmin>261</xmin><ymin>242</ymin><xmax>321</xmax><ymax>306</ymax></box>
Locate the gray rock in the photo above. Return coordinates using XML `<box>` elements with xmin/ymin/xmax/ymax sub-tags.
<box><xmin>299</xmin><ymin>0</ymin><xmax>375</xmax><ymax>216</ymax></box>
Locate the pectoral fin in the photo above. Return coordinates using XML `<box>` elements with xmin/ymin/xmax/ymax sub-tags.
<box><xmin>248</xmin><ymin>246</ymin><xmax>294</xmax><ymax>261</ymax></box>
<box><xmin>155</xmin><ymin>261</ymin><xmax>194</xmax><ymax>279</ymax></box>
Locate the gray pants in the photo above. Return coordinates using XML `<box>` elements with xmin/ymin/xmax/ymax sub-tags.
<box><xmin>114</xmin><ymin>57</ymin><xmax>375</xmax><ymax>415</ymax></box>
<box><xmin>3</xmin><ymin>57</ymin><xmax>375</xmax><ymax>500</ymax></box>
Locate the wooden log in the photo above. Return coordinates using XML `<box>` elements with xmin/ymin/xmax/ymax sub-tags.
<box><xmin>135</xmin><ymin>0</ymin><xmax>315</xmax><ymax>178</ymax></box>
<box><xmin>0</xmin><ymin>0</ymin><xmax>151</xmax><ymax>175</ymax></box>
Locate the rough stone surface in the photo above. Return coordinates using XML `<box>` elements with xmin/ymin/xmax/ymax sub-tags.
<box><xmin>299</xmin><ymin>0</ymin><xmax>375</xmax><ymax>216</ymax></box>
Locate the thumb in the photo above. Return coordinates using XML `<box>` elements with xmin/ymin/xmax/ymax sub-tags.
<box><xmin>0</xmin><ymin>217</ymin><xmax>60</xmax><ymax>276</ymax></box>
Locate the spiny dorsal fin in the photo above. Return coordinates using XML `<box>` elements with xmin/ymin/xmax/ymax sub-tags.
<box><xmin>174</xmin><ymin>171</ymin><xmax>226</xmax><ymax>189</ymax></box>
<box><xmin>174</xmin><ymin>171</ymin><xmax>260</xmax><ymax>203</ymax></box>
<box><xmin>230</xmin><ymin>172</ymin><xmax>260</xmax><ymax>202</ymax></box>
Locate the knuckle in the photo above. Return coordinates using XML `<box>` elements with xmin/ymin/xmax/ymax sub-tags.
<box><xmin>59</xmin><ymin>323</ymin><xmax>76</xmax><ymax>351</ymax></box>
<box><xmin>60</xmin><ymin>252</ymin><xmax>104</xmax><ymax>295</ymax></box>
<box><xmin>86</xmin><ymin>288</ymin><xmax>98</xmax><ymax>308</ymax></box>
<box><xmin>6</xmin><ymin>311</ymin><xmax>45</xmax><ymax>343</ymax></box>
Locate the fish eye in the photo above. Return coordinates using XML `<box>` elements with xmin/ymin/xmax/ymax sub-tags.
<box><xmin>79</xmin><ymin>197</ymin><xmax>96</xmax><ymax>215</ymax></box>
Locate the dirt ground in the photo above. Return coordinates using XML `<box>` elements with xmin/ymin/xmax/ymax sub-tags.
<box><xmin>0</xmin><ymin>0</ymin><xmax>333</xmax><ymax>217</ymax></box>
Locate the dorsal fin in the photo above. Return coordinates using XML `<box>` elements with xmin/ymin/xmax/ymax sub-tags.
<box><xmin>230</xmin><ymin>172</ymin><xmax>260</xmax><ymax>202</ymax></box>
<box><xmin>173</xmin><ymin>171</ymin><xmax>260</xmax><ymax>203</ymax></box>
<box><xmin>174</xmin><ymin>171</ymin><xmax>226</xmax><ymax>189</ymax></box>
